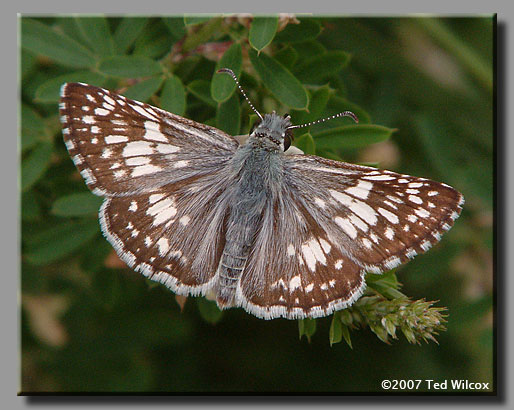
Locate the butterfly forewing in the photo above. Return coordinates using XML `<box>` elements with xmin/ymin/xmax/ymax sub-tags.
<box><xmin>60</xmin><ymin>83</ymin><xmax>238</xmax><ymax>196</ymax></box>
<box><xmin>235</xmin><ymin>154</ymin><xmax>464</xmax><ymax>319</ymax></box>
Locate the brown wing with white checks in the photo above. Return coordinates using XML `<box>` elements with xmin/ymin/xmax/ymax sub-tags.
<box><xmin>236</xmin><ymin>155</ymin><xmax>464</xmax><ymax>319</ymax></box>
<box><xmin>60</xmin><ymin>82</ymin><xmax>238</xmax><ymax>197</ymax></box>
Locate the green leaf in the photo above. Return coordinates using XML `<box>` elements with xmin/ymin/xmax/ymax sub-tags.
<box><xmin>249</xmin><ymin>17</ymin><xmax>278</xmax><ymax>52</ymax></box>
<box><xmin>216</xmin><ymin>93</ymin><xmax>241</xmax><ymax>136</ymax></box>
<box><xmin>160</xmin><ymin>75</ymin><xmax>186</xmax><ymax>116</ymax></box>
<box><xmin>187</xmin><ymin>79</ymin><xmax>217</xmax><ymax>107</ymax></box>
<box><xmin>21</xmin><ymin>50</ymin><xmax>36</xmax><ymax>79</ymax></box>
<box><xmin>51</xmin><ymin>192</ymin><xmax>104</xmax><ymax>217</ymax></box>
<box><xmin>162</xmin><ymin>17</ymin><xmax>186</xmax><ymax>39</ymax></box>
<box><xmin>366</xmin><ymin>271</ymin><xmax>406</xmax><ymax>300</ymax></box>
<box><xmin>183</xmin><ymin>16</ymin><xmax>213</xmax><ymax>26</ymax></box>
<box><xmin>21</xmin><ymin>104</ymin><xmax>45</xmax><ymax>136</ymax></box>
<box><xmin>34</xmin><ymin>71</ymin><xmax>107</xmax><ymax>103</ymax></box>
<box><xmin>196</xmin><ymin>298</ymin><xmax>223</xmax><ymax>324</ymax></box>
<box><xmin>249</xmin><ymin>49</ymin><xmax>308</xmax><ymax>109</ymax></box>
<box><xmin>291</xmin><ymin>85</ymin><xmax>331</xmax><ymax>128</ymax></box>
<box><xmin>329</xmin><ymin>313</ymin><xmax>343</xmax><ymax>346</ymax></box>
<box><xmin>341</xmin><ymin>324</ymin><xmax>353</xmax><ymax>349</ymax></box>
<box><xmin>298</xmin><ymin>318</ymin><xmax>317</xmax><ymax>342</ymax></box>
<box><xmin>21</xmin><ymin>18</ymin><xmax>96</xmax><ymax>68</ymax></box>
<box><xmin>292</xmin><ymin>40</ymin><xmax>326</xmax><ymax>61</ymax></box>
<box><xmin>98</xmin><ymin>55</ymin><xmax>163</xmax><ymax>78</ymax></box>
<box><xmin>294</xmin><ymin>132</ymin><xmax>315</xmax><ymax>155</ymax></box>
<box><xmin>22</xmin><ymin>191</ymin><xmax>41</xmax><ymax>221</ymax></box>
<box><xmin>24</xmin><ymin>219</ymin><xmax>100</xmax><ymax>265</ymax></box>
<box><xmin>182</xmin><ymin>17</ymin><xmax>222</xmax><ymax>52</ymax></box>
<box><xmin>211</xmin><ymin>43</ymin><xmax>243</xmax><ymax>102</ymax></box>
<box><xmin>113</xmin><ymin>17</ymin><xmax>148</xmax><ymax>54</ymax></box>
<box><xmin>75</xmin><ymin>17</ymin><xmax>114</xmax><ymax>56</ymax></box>
<box><xmin>132</xmin><ymin>21</ymin><xmax>174</xmax><ymax>59</ymax></box>
<box><xmin>123</xmin><ymin>77</ymin><xmax>164</xmax><ymax>102</ymax></box>
<box><xmin>313</xmin><ymin>124</ymin><xmax>395</xmax><ymax>150</ymax></box>
<box><xmin>21</xmin><ymin>142</ymin><xmax>54</xmax><ymax>192</ymax></box>
<box><xmin>274</xmin><ymin>45</ymin><xmax>298</xmax><ymax>69</ymax></box>
<box><xmin>275</xmin><ymin>18</ymin><xmax>322</xmax><ymax>43</ymax></box>
<box><xmin>293</xmin><ymin>51</ymin><xmax>351</xmax><ymax>84</ymax></box>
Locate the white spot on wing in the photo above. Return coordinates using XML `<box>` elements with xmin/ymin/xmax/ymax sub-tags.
<box><xmin>105</xmin><ymin>135</ymin><xmax>128</xmax><ymax>144</ymax></box>
<box><xmin>179</xmin><ymin>215</ymin><xmax>191</xmax><ymax>226</ymax></box>
<box><xmin>149</xmin><ymin>194</ymin><xmax>164</xmax><ymax>204</ymax></box>
<box><xmin>408</xmin><ymin>195</ymin><xmax>423</xmax><ymax>204</ymax></box>
<box><xmin>126</xmin><ymin>156</ymin><xmax>150</xmax><ymax>166</ymax></box>
<box><xmin>147</xmin><ymin>197</ymin><xmax>177</xmax><ymax>226</ymax></box>
<box><xmin>131</xmin><ymin>164</ymin><xmax>162</xmax><ymax>177</ymax></box>
<box><xmin>314</xmin><ymin>197</ymin><xmax>326</xmax><ymax>209</ymax></box>
<box><xmin>123</xmin><ymin>141</ymin><xmax>154</xmax><ymax>157</ymax></box>
<box><xmin>132</xmin><ymin>105</ymin><xmax>158</xmax><ymax>121</ymax></box>
<box><xmin>289</xmin><ymin>275</ymin><xmax>302</xmax><ymax>292</ymax></box>
<box><xmin>319</xmin><ymin>238</ymin><xmax>331</xmax><ymax>254</ymax></box>
<box><xmin>330</xmin><ymin>190</ymin><xmax>378</xmax><ymax>225</ymax></box>
<box><xmin>378</xmin><ymin>207</ymin><xmax>399</xmax><ymax>224</ymax></box>
<box><xmin>345</xmin><ymin>180</ymin><xmax>373</xmax><ymax>199</ymax></box>
<box><xmin>363</xmin><ymin>174</ymin><xmax>396</xmax><ymax>181</ymax></box>
<box><xmin>142</xmin><ymin>121</ymin><xmax>168</xmax><ymax>142</ymax></box>
<box><xmin>156</xmin><ymin>143</ymin><xmax>180</xmax><ymax>154</ymax></box>
<box><xmin>334</xmin><ymin>217</ymin><xmax>357</xmax><ymax>239</ymax></box>
<box><xmin>174</xmin><ymin>160</ymin><xmax>189</xmax><ymax>168</ymax></box>
<box><xmin>157</xmin><ymin>238</ymin><xmax>169</xmax><ymax>257</ymax></box>
<box><xmin>94</xmin><ymin>108</ymin><xmax>110</xmax><ymax>116</ymax></box>
<box><xmin>301</xmin><ymin>243</ymin><xmax>317</xmax><ymax>272</ymax></box>
<box><xmin>415</xmin><ymin>208</ymin><xmax>430</xmax><ymax>218</ymax></box>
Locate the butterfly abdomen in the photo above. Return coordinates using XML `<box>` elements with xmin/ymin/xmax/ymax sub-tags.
<box><xmin>215</xmin><ymin>145</ymin><xmax>282</xmax><ymax>307</ymax></box>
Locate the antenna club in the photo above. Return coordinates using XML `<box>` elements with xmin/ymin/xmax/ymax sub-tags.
<box><xmin>217</xmin><ymin>68</ymin><xmax>235</xmax><ymax>75</ymax></box>
<box><xmin>287</xmin><ymin>110</ymin><xmax>359</xmax><ymax>130</ymax></box>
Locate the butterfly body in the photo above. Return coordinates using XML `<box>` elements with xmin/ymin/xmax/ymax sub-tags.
<box><xmin>60</xmin><ymin>82</ymin><xmax>464</xmax><ymax>320</ymax></box>
<box><xmin>217</xmin><ymin>112</ymin><xmax>289</xmax><ymax>307</ymax></box>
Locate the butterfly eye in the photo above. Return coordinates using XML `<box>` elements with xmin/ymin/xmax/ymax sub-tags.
<box><xmin>283</xmin><ymin>129</ymin><xmax>294</xmax><ymax>151</ymax></box>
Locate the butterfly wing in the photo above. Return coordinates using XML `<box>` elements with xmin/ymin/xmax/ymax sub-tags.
<box><xmin>60</xmin><ymin>83</ymin><xmax>240</xmax><ymax>291</ymax></box>
<box><xmin>236</xmin><ymin>154</ymin><xmax>464</xmax><ymax>319</ymax></box>
<box><xmin>60</xmin><ymin>82</ymin><xmax>238</xmax><ymax>196</ymax></box>
<box><xmin>99</xmin><ymin>170</ymin><xmax>238</xmax><ymax>293</ymax></box>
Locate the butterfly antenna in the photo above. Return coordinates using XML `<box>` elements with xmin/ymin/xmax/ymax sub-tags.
<box><xmin>287</xmin><ymin>111</ymin><xmax>359</xmax><ymax>130</ymax></box>
<box><xmin>217</xmin><ymin>68</ymin><xmax>263</xmax><ymax>121</ymax></box>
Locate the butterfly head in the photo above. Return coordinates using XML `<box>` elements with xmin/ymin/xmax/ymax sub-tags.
<box><xmin>252</xmin><ymin>112</ymin><xmax>294</xmax><ymax>152</ymax></box>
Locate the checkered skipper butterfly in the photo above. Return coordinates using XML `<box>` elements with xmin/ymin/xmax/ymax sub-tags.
<box><xmin>59</xmin><ymin>69</ymin><xmax>464</xmax><ymax>320</ymax></box>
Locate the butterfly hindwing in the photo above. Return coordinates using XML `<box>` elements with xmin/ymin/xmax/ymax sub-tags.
<box><xmin>100</xmin><ymin>170</ymin><xmax>238</xmax><ymax>294</ymax></box>
<box><xmin>60</xmin><ymin>83</ymin><xmax>238</xmax><ymax>196</ymax></box>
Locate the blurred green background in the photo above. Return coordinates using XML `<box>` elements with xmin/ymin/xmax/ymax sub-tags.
<box><xmin>20</xmin><ymin>15</ymin><xmax>493</xmax><ymax>393</ymax></box>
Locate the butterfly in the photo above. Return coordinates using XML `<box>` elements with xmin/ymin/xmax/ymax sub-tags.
<box><xmin>59</xmin><ymin>68</ymin><xmax>464</xmax><ymax>320</ymax></box>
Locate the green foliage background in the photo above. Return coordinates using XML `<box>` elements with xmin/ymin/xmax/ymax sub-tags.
<box><xmin>20</xmin><ymin>15</ymin><xmax>493</xmax><ymax>393</ymax></box>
